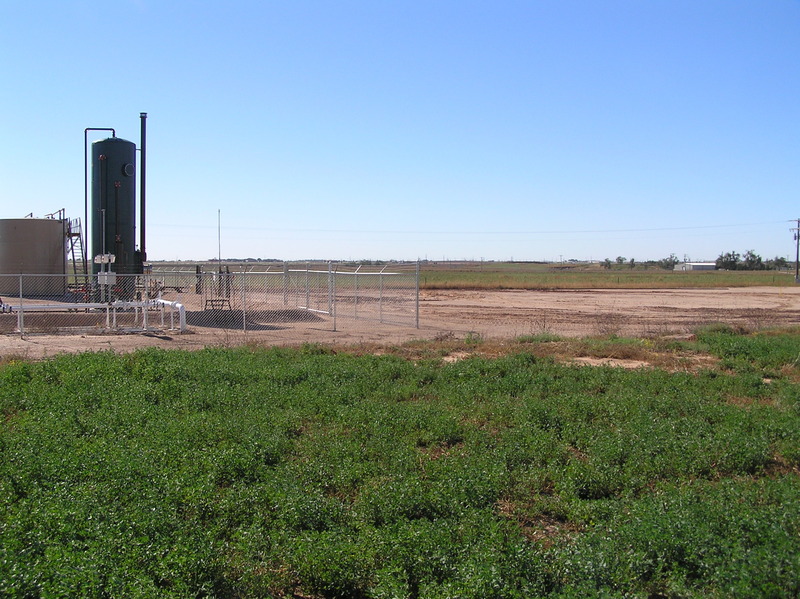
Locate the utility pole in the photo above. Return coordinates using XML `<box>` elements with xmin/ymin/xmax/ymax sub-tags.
<box><xmin>792</xmin><ymin>219</ymin><xmax>800</xmax><ymax>283</ymax></box>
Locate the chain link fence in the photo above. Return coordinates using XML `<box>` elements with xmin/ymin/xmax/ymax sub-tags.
<box><xmin>0</xmin><ymin>262</ymin><xmax>419</xmax><ymax>336</ymax></box>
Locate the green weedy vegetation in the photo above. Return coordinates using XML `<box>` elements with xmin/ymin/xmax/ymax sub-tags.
<box><xmin>0</xmin><ymin>332</ymin><xmax>798</xmax><ymax>598</ymax></box>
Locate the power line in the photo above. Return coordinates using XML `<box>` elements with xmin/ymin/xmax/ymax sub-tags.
<box><xmin>148</xmin><ymin>220</ymin><xmax>785</xmax><ymax>236</ymax></box>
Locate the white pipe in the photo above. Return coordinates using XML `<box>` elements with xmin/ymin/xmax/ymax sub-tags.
<box><xmin>7</xmin><ymin>299</ymin><xmax>187</xmax><ymax>332</ymax></box>
<box><xmin>8</xmin><ymin>302</ymin><xmax>115</xmax><ymax>311</ymax></box>
<box><xmin>154</xmin><ymin>299</ymin><xmax>186</xmax><ymax>331</ymax></box>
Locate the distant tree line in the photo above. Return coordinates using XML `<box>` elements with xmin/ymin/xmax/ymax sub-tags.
<box><xmin>601</xmin><ymin>251</ymin><xmax>789</xmax><ymax>271</ymax></box>
<box><xmin>602</xmin><ymin>254</ymin><xmax>679</xmax><ymax>270</ymax></box>
<box><xmin>715</xmin><ymin>250</ymin><xmax>788</xmax><ymax>271</ymax></box>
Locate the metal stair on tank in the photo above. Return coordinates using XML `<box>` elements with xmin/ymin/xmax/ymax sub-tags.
<box><xmin>66</xmin><ymin>217</ymin><xmax>88</xmax><ymax>279</ymax></box>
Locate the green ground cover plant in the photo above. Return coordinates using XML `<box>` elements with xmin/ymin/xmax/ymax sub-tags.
<box><xmin>1</xmin><ymin>331</ymin><xmax>798</xmax><ymax>598</ymax></box>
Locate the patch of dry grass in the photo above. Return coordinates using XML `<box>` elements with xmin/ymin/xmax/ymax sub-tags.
<box><xmin>0</xmin><ymin>351</ymin><xmax>31</xmax><ymax>366</ymax></box>
<box><xmin>344</xmin><ymin>331</ymin><xmax>720</xmax><ymax>374</ymax></box>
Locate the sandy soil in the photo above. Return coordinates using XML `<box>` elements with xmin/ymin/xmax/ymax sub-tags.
<box><xmin>422</xmin><ymin>286</ymin><xmax>800</xmax><ymax>338</ymax></box>
<box><xmin>1</xmin><ymin>286</ymin><xmax>799</xmax><ymax>360</ymax></box>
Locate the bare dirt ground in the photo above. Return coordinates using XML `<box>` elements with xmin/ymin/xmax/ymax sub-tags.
<box><xmin>1</xmin><ymin>286</ymin><xmax>799</xmax><ymax>360</ymax></box>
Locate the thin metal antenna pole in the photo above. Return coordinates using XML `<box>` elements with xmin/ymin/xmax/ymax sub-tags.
<box><xmin>218</xmin><ymin>209</ymin><xmax>221</xmax><ymax>273</ymax></box>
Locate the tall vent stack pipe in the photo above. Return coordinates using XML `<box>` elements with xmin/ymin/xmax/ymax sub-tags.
<box><xmin>139</xmin><ymin>112</ymin><xmax>147</xmax><ymax>262</ymax></box>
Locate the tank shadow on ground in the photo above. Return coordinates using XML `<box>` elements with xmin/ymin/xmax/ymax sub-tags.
<box><xmin>185</xmin><ymin>308</ymin><xmax>324</xmax><ymax>331</ymax></box>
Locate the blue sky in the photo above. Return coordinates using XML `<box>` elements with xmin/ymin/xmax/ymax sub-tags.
<box><xmin>1</xmin><ymin>1</ymin><xmax>798</xmax><ymax>262</ymax></box>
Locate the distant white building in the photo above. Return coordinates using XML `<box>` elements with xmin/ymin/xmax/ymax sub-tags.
<box><xmin>674</xmin><ymin>262</ymin><xmax>717</xmax><ymax>271</ymax></box>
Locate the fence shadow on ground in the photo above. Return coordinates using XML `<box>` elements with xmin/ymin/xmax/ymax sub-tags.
<box><xmin>186</xmin><ymin>308</ymin><xmax>325</xmax><ymax>331</ymax></box>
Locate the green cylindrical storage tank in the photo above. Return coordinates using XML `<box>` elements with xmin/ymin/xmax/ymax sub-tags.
<box><xmin>91</xmin><ymin>137</ymin><xmax>140</xmax><ymax>276</ymax></box>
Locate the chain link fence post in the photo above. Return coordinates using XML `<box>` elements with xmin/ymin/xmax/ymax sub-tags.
<box><xmin>354</xmin><ymin>265</ymin><xmax>360</xmax><ymax>320</ymax></box>
<box><xmin>242</xmin><ymin>270</ymin><xmax>247</xmax><ymax>333</ymax></box>
<box><xmin>416</xmin><ymin>260</ymin><xmax>420</xmax><ymax>329</ymax></box>
<box><xmin>379</xmin><ymin>266</ymin><xmax>384</xmax><ymax>323</ymax></box>
<box><xmin>283</xmin><ymin>262</ymin><xmax>289</xmax><ymax>307</ymax></box>
<box><xmin>18</xmin><ymin>274</ymin><xmax>24</xmax><ymax>337</ymax></box>
<box><xmin>327</xmin><ymin>262</ymin><xmax>333</xmax><ymax>317</ymax></box>
<box><xmin>305</xmin><ymin>263</ymin><xmax>310</xmax><ymax>310</ymax></box>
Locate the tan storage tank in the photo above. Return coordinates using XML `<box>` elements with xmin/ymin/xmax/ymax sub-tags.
<box><xmin>0</xmin><ymin>218</ymin><xmax>67</xmax><ymax>295</ymax></box>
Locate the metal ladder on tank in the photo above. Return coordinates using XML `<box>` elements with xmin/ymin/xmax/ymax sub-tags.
<box><xmin>66</xmin><ymin>217</ymin><xmax>88</xmax><ymax>288</ymax></box>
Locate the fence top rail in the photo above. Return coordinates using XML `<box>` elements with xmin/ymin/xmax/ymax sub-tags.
<box><xmin>304</xmin><ymin>270</ymin><xmax>407</xmax><ymax>277</ymax></box>
<box><xmin>149</xmin><ymin>262</ymin><xmax>419</xmax><ymax>273</ymax></box>
<box><xmin>0</xmin><ymin>273</ymin><xmax>93</xmax><ymax>278</ymax></box>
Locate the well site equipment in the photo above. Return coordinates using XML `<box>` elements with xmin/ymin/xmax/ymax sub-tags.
<box><xmin>0</xmin><ymin>217</ymin><xmax>68</xmax><ymax>295</ymax></box>
<box><xmin>88</xmin><ymin>113</ymin><xmax>147</xmax><ymax>279</ymax></box>
<box><xmin>91</xmin><ymin>136</ymin><xmax>137</xmax><ymax>275</ymax></box>
<box><xmin>0</xmin><ymin>114</ymin><xmax>149</xmax><ymax>301</ymax></box>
